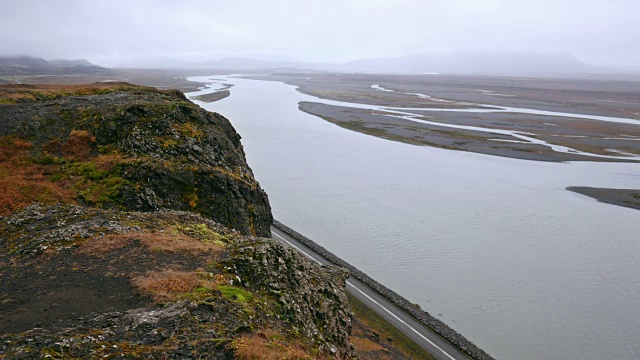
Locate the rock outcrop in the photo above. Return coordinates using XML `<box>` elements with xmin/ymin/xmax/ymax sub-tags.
<box><xmin>0</xmin><ymin>83</ymin><xmax>355</xmax><ymax>359</ymax></box>
<box><xmin>0</xmin><ymin>83</ymin><xmax>272</xmax><ymax>236</ymax></box>
<box><xmin>227</xmin><ymin>238</ymin><xmax>353</xmax><ymax>357</ymax></box>
<box><xmin>0</xmin><ymin>204</ymin><xmax>355</xmax><ymax>358</ymax></box>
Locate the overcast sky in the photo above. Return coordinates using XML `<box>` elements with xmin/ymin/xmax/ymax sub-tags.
<box><xmin>2</xmin><ymin>0</ymin><xmax>639</xmax><ymax>68</ymax></box>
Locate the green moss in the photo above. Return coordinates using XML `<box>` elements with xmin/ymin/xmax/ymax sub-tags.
<box><xmin>40</xmin><ymin>157</ymin><xmax>131</xmax><ymax>207</ymax></box>
<box><xmin>218</xmin><ymin>285</ymin><xmax>253</xmax><ymax>303</ymax></box>
<box><xmin>79</xmin><ymin>175</ymin><xmax>128</xmax><ymax>205</ymax></box>
<box><xmin>176</xmin><ymin>286</ymin><xmax>215</xmax><ymax>302</ymax></box>
<box><xmin>68</xmin><ymin>162</ymin><xmax>105</xmax><ymax>180</ymax></box>
<box><xmin>172</xmin><ymin>223</ymin><xmax>232</xmax><ymax>246</ymax></box>
<box><xmin>31</xmin><ymin>155</ymin><xmax>66</xmax><ymax>165</ymax></box>
<box><xmin>49</xmin><ymin>173</ymin><xmax>64</xmax><ymax>182</ymax></box>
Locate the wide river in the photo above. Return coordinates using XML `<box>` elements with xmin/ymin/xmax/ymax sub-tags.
<box><xmin>187</xmin><ymin>76</ymin><xmax>640</xmax><ymax>360</ymax></box>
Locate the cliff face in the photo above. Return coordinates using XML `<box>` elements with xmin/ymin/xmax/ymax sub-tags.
<box><xmin>0</xmin><ymin>83</ymin><xmax>355</xmax><ymax>358</ymax></box>
<box><xmin>0</xmin><ymin>83</ymin><xmax>271</xmax><ymax>237</ymax></box>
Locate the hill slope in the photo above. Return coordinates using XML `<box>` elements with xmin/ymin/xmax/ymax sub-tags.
<box><xmin>0</xmin><ymin>83</ymin><xmax>272</xmax><ymax>236</ymax></box>
<box><xmin>0</xmin><ymin>56</ymin><xmax>112</xmax><ymax>75</ymax></box>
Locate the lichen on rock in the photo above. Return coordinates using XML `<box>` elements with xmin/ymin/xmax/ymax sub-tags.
<box><xmin>225</xmin><ymin>237</ymin><xmax>354</xmax><ymax>358</ymax></box>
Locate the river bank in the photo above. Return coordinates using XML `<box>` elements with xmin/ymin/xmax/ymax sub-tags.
<box><xmin>299</xmin><ymin>101</ymin><xmax>634</xmax><ymax>162</ymax></box>
<box><xmin>567</xmin><ymin>186</ymin><xmax>640</xmax><ymax>210</ymax></box>
<box><xmin>248</xmin><ymin>73</ymin><xmax>640</xmax><ymax>162</ymax></box>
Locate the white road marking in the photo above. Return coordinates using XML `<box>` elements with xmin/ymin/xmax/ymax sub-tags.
<box><xmin>345</xmin><ymin>283</ymin><xmax>457</xmax><ymax>360</ymax></box>
<box><xmin>271</xmin><ymin>230</ymin><xmax>458</xmax><ymax>360</ymax></box>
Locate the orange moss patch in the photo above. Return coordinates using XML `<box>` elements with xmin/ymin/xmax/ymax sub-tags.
<box><xmin>132</xmin><ymin>270</ymin><xmax>222</xmax><ymax>301</ymax></box>
<box><xmin>60</xmin><ymin>130</ymin><xmax>96</xmax><ymax>161</ymax></box>
<box><xmin>133</xmin><ymin>270</ymin><xmax>200</xmax><ymax>300</ymax></box>
<box><xmin>174</xmin><ymin>122</ymin><xmax>202</xmax><ymax>138</ymax></box>
<box><xmin>0</xmin><ymin>135</ymin><xmax>134</xmax><ymax>215</ymax></box>
<box><xmin>80</xmin><ymin>230</ymin><xmax>223</xmax><ymax>256</ymax></box>
<box><xmin>92</xmin><ymin>153</ymin><xmax>128</xmax><ymax>172</ymax></box>
<box><xmin>0</xmin><ymin>137</ymin><xmax>31</xmax><ymax>162</ymax></box>
<box><xmin>232</xmin><ymin>330</ymin><xmax>321</xmax><ymax>360</ymax></box>
<box><xmin>0</xmin><ymin>137</ymin><xmax>76</xmax><ymax>215</ymax></box>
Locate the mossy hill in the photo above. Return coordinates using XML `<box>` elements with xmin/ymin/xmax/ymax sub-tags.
<box><xmin>0</xmin><ymin>83</ymin><xmax>271</xmax><ymax>237</ymax></box>
<box><xmin>0</xmin><ymin>83</ymin><xmax>355</xmax><ymax>359</ymax></box>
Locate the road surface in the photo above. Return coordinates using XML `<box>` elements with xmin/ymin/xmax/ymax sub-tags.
<box><xmin>271</xmin><ymin>226</ymin><xmax>471</xmax><ymax>360</ymax></box>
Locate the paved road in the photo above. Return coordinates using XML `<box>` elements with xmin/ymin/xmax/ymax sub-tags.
<box><xmin>271</xmin><ymin>226</ymin><xmax>471</xmax><ymax>360</ymax></box>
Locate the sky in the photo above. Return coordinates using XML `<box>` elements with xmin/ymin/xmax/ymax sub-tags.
<box><xmin>1</xmin><ymin>0</ymin><xmax>639</xmax><ymax>68</ymax></box>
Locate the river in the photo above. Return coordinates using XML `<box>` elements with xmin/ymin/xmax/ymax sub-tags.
<box><xmin>187</xmin><ymin>75</ymin><xmax>640</xmax><ymax>360</ymax></box>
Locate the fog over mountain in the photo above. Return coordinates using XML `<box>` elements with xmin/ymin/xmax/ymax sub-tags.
<box><xmin>191</xmin><ymin>52</ymin><xmax>608</xmax><ymax>76</ymax></box>
<box><xmin>0</xmin><ymin>56</ymin><xmax>111</xmax><ymax>75</ymax></box>
<box><xmin>1</xmin><ymin>0</ymin><xmax>639</xmax><ymax>74</ymax></box>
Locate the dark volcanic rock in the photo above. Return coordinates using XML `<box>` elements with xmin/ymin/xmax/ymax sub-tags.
<box><xmin>226</xmin><ymin>237</ymin><xmax>354</xmax><ymax>358</ymax></box>
<box><xmin>0</xmin><ymin>204</ymin><xmax>355</xmax><ymax>359</ymax></box>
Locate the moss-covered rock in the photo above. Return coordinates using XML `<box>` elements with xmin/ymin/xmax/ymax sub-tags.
<box><xmin>0</xmin><ymin>204</ymin><xmax>355</xmax><ymax>359</ymax></box>
<box><xmin>0</xmin><ymin>83</ymin><xmax>272</xmax><ymax>236</ymax></box>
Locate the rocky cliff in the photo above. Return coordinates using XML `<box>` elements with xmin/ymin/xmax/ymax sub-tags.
<box><xmin>0</xmin><ymin>83</ymin><xmax>271</xmax><ymax>236</ymax></box>
<box><xmin>0</xmin><ymin>83</ymin><xmax>355</xmax><ymax>359</ymax></box>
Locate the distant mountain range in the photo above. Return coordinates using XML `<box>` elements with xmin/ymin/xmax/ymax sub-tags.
<box><xmin>0</xmin><ymin>56</ymin><xmax>112</xmax><ymax>76</ymax></box>
<box><xmin>336</xmin><ymin>52</ymin><xmax>609</xmax><ymax>75</ymax></box>
<box><xmin>1</xmin><ymin>52</ymin><xmax>620</xmax><ymax>77</ymax></box>
<box><xmin>194</xmin><ymin>52</ymin><xmax>614</xmax><ymax>76</ymax></box>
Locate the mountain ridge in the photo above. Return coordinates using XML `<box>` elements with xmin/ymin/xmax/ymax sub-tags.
<box><xmin>0</xmin><ymin>56</ymin><xmax>112</xmax><ymax>75</ymax></box>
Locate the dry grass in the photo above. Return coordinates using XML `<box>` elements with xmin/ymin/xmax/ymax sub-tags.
<box><xmin>80</xmin><ymin>230</ymin><xmax>223</xmax><ymax>256</ymax></box>
<box><xmin>0</xmin><ymin>135</ymin><xmax>136</xmax><ymax>216</ymax></box>
<box><xmin>60</xmin><ymin>130</ymin><xmax>95</xmax><ymax>161</ymax></box>
<box><xmin>232</xmin><ymin>329</ymin><xmax>320</xmax><ymax>360</ymax></box>
<box><xmin>0</xmin><ymin>137</ymin><xmax>77</xmax><ymax>215</ymax></box>
<box><xmin>93</xmin><ymin>153</ymin><xmax>127</xmax><ymax>172</ymax></box>
<box><xmin>132</xmin><ymin>270</ymin><xmax>224</xmax><ymax>301</ymax></box>
<box><xmin>132</xmin><ymin>270</ymin><xmax>201</xmax><ymax>301</ymax></box>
